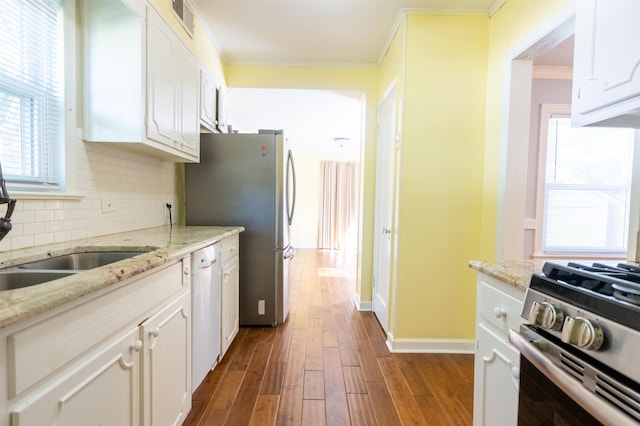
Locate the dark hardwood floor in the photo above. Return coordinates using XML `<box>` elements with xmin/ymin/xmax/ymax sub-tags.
<box><xmin>183</xmin><ymin>249</ymin><xmax>474</xmax><ymax>426</ymax></box>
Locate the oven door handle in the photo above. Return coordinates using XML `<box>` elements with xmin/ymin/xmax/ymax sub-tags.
<box><xmin>508</xmin><ymin>329</ymin><xmax>637</xmax><ymax>426</ymax></box>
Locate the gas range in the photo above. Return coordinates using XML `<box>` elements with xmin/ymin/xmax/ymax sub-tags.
<box><xmin>523</xmin><ymin>262</ymin><xmax>640</xmax><ymax>382</ymax></box>
<box><xmin>515</xmin><ymin>261</ymin><xmax>640</xmax><ymax>423</ymax></box>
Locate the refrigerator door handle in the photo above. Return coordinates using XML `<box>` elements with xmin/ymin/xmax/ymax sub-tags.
<box><xmin>286</xmin><ymin>149</ymin><xmax>296</xmax><ymax>226</ymax></box>
<box><xmin>284</xmin><ymin>245</ymin><xmax>296</xmax><ymax>260</ymax></box>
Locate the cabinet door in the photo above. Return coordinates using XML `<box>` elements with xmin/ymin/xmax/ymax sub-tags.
<box><xmin>146</xmin><ymin>6</ymin><xmax>178</xmax><ymax>147</ymax></box>
<box><xmin>572</xmin><ymin>0</ymin><xmax>640</xmax><ymax>126</ymax></box>
<box><xmin>178</xmin><ymin>49</ymin><xmax>200</xmax><ymax>160</ymax></box>
<box><xmin>216</xmin><ymin>85</ymin><xmax>228</xmax><ymax>133</ymax></box>
<box><xmin>473</xmin><ymin>323</ymin><xmax>520</xmax><ymax>426</ymax></box>
<box><xmin>220</xmin><ymin>257</ymin><xmax>239</xmax><ymax>357</ymax></box>
<box><xmin>200</xmin><ymin>68</ymin><xmax>218</xmax><ymax>132</ymax></box>
<box><xmin>142</xmin><ymin>291</ymin><xmax>191</xmax><ymax>426</ymax></box>
<box><xmin>11</xmin><ymin>327</ymin><xmax>141</xmax><ymax>426</ymax></box>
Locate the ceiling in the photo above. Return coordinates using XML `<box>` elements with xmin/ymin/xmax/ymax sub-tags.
<box><xmin>192</xmin><ymin>0</ymin><xmax>501</xmax><ymax>67</ymax></box>
<box><xmin>227</xmin><ymin>88</ymin><xmax>363</xmax><ymax>160</ymax></box>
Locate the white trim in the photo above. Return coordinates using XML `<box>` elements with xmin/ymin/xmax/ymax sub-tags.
<box><xmin>353</xmin><ymin>293</ymin><xmax>372</xmax><ymax>311</ymax></box>
<box><xmin>534</xmin><ymin>104</ymin><xmax>571</xmax><ymax>256</ymax></box>
<box><xmin>371</xmin><ymin>79</ymin><xmax>398</xmax><ymax>333</ymax></box>
<box><xmin>499</xmin><ymin>59</ymin><xmax>533</xmax><ymax>260</ymax></box>
<box><xmin>63</xmin><ymin>0</ymin><xmax>77</xmax><ymax>195</ymax></box>
<box><xmin>532</xmin><ymin>65</ymin><xmax>573</xmax><ymax>80</ymax></box>
<box><xmin>628</xmin><ymin>132</ymin><xmax>640</xmax><ymax>261</ymax></box>
<box><xmin>496</xmin><ymin>5</ymin><xmax>576</xmax><ymax>260</ymax></box>
<box><xmin>488</xmin><ymin>0</ymin><xmax>507</xmax><ymax>17</ymax></box>
<box><xmin>377</xmin><ymin>10</ymin><xmax>406</xmax><ymax>66</ymax></box>
<box><xmin>386</xmin><ymin>332</ymin><xmax>475</xmax><ymax>354</ymax></box>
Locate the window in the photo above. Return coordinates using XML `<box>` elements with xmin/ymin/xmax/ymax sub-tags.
<box><xmin>0</xmin><ymin>0</ymin><xmax>65</xmax><ymax>191</ymax></box>
<box><xmin>538</xmin><ymin>111</ymin><xmax>635</xmax><ymax>256</ymax></box>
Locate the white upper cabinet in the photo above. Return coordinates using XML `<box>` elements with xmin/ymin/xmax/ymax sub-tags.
<box><xmin>82</xmin><ymin>0</ymin><xmax>200</xmax><ymax>162</ymax></box>
<box><xmin>179</xmin><ymin>54</ymin><xmax>201</xmax><ymax>157</ymax></box>
<box><xmin>217</xmin><ymin>85</ymin><xmax>229</xmax><ymax>133</ymax></box>
<box><xmin>572</xmin><ymin>0</ymin><xmax>640</xmax><ymax>127</ymax></box>
<box><xmin>146</xmin><ymin>7</ymin><xmax>179</xmax><ymax>148</ymax></box>
<box><xmin>200</xmin><ymin>68</ymin><xmax>218</xmax><ymax>132</ymax></box>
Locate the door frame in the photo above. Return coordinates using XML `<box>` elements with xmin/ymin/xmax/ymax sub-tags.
<box><xmin>497</xmin><ymin>5</ymin><xmax>575</xmax><ymax>260</ymax></box>
<box><xmin>372</xmin><ymin>80</ymin><xmax>400</xmax><ymax>335</ymax></box>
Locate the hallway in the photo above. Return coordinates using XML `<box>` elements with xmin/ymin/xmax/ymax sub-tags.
<box><xmin>183</xmin><ymin>249</ymin><xmax>474</xmax><ymax>425</ymax></box>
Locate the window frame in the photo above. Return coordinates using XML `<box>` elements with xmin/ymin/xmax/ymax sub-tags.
<box><xmin>3</xmin><ymin>0</ymin><xmax>78</xmax><ymax>199</ymax></box>
<box><xmin>534</xmin><ymin>103</ymin><xmax>636</xmax><ymax>259</ymax></box>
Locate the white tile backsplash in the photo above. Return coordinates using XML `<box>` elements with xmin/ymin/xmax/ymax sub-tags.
<box><xmin>0</xmin><ymin>135</ymin><xmax>178</xmax><ymax>252</ymax></box>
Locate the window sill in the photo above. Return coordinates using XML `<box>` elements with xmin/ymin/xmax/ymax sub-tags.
<box><xmin>532</xmin><ymin>253</ymin><xmax>627</xmax><ymax>261</ymax></box>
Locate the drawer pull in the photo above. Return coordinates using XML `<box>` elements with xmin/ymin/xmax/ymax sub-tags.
<box><xmin>493</xmin><ymin>307</ymin><xmax>507</xmax><ymax>318</ymax></box>
<box><xmin>149</xmin><ymin>327</ymin><xmax>160</xmax><ymax>338</ymax></box>
<box><xmin>130</xmin><ymin>340</ymin><xmax>143</xmax><ymax>352</ymax></box>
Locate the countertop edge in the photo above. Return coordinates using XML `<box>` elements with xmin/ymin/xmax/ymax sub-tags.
<box><xmin>468</xmin><ymin>259</ymin><xmax>541</xmax><ymax>292</ymax></box>
<box><xmin>0</xmin><ymin>225</ymin><xmax>244</xmax><ymax>329</ymax></box>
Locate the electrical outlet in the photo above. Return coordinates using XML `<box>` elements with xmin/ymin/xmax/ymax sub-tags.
<box><xmin>102</xmin><ymin>199</ymin><xmax>116</xmax><ymax>213</ymax></box>
<box><xmin>258</xmin><ymin>300</ymin><xmax>265</xmax><ymax>315</ymax></box>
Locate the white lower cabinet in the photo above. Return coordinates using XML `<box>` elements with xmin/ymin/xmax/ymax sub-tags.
<box><xmin>474</xmin><ymin>323</ymin><xmax>521</xmax><ymax>426</ymax></box>
<box><xmin>142</xmin><ymin>291</ymin><xmax>191</xmax><ymax>426</ymax></box>
<box><xmin>2</xmin><ymin>260</ymin><xmax>191</xmax><ymax>426</ymax></box>
<box><xmin>10</xmin><ymin>327</ymin><xmax>142</xmax><ymax>425</ymax></box>
<box><xmin>473</xmin><ymin>274</ymin><xmax>525</xmax><ymax>426</ymax></box>
<box><xmin>220</xmin><ymin>236</ymin><xmax>240</xmax><ymax>358</ymax></box>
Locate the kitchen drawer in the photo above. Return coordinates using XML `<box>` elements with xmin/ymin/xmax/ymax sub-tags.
<box><xmin>7</xmin><ymin>261</ymin><xmax>184</xmax><ymax>397</ymax></box>
<box><xmin>477</xmin><ymin>280</ymin><xmax>524</xmax><ymax>335</ymax></box>
<box><xmin>220</xmin><ymin>235</ymin><xmax>239</xmax><ymax>264</ymax></box>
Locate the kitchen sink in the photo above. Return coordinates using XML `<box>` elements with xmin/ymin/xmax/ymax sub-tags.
<box><xmin>16</xmin><ymin>251</ymin><xmax>145</xmax><ymax>271</ymax></box>
<box><xmin>0</xmin><ymin>271</ymin><xmax>77</xmax><ymax>291</ymax></box>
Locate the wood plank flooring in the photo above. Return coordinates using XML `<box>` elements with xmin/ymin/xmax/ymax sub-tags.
<box><xmin>183</xmin><ymin>249</ymin><xmax>474</xmax><ymax>426</ymax></box>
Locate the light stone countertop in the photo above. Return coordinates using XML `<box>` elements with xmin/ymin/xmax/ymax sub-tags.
<box><xmin>0</xmin><ymin>225</ymin><xmax>244</xmax><ymax>329</ymax></box>
<box><xmin>468</xmin><ymin>259</ymin><xmax>545</xmax><ymax>292</ymax></box>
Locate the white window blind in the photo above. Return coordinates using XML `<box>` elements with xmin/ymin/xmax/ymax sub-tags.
<box><xmin>543</xmin><ymin>117</ymin><xmax>635</xmax><ymax>254</ymax></box>
<box><xmin>0</xmin><ymin>0</ymin><xmax>65</xmax><ymax>190</ymax></box>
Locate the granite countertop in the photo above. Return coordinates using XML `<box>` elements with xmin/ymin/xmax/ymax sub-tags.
<box><xmin>468</xmin><ymin>259</ymin><xmax>545</xmax><ymax>292</ymax></box>
<box><xmin>0</xmin><ymin>225</ymin><xmax>244</xmax><ymax>329</ymax></box>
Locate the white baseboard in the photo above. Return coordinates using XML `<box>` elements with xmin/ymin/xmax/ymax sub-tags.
<box><xmin>385</xmin><ymin>332</ymin><xmax>475</xmax><ymax>354</ymax></box>
<box><xmin>353</xmin><ymin>293</ymin><xmax>372</xmax><ymax>311</ymax></box>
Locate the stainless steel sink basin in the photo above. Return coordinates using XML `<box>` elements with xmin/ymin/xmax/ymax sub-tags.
<box><xmin>0</xmin><ymin>271</ymin><xmax>76</xmax><ymax>291</ymax></box>
<box><xmin>16</xmin><ymin>251</ymin><xmax>144</xmax><ymax>271</ymax></box>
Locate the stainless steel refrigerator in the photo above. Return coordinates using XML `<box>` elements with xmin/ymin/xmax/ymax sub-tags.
<box><xmin>185</xmin><ymin>130</ymin><xmax>296</xmax><ymax>326</ymax></box>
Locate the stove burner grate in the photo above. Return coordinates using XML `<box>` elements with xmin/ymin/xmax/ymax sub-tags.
<box><xmin>543</xmin><ymin>262</ymin><xmax>640</xmax><ymax>306</ymax></box>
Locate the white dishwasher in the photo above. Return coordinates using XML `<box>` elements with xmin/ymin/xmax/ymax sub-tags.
<box><xmin>191</xmin><ymin>244</ymin><xmax>221</xmax><ymax>393</ymax></box>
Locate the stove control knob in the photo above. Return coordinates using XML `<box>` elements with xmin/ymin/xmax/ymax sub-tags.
<box><xmin>560</xmin><ymin>316</ymin><xmax>604</xmax><ymax>350</ymax></box>
<box><xmin>528</xmin><ymin>302</ymin><xmax>564</xmax><ymax>331</ymax></box>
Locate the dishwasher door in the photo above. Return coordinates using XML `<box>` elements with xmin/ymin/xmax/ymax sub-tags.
<box><xmin>191</xmin><ymin>244</ymin><xmax>221</xmax><ymax>393</ymax></box>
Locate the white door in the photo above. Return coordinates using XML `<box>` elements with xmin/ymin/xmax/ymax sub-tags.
<box><xmin>372</xmin><ymin>83</ymin><xmax>396</xmax><ymax>333</ymax></box>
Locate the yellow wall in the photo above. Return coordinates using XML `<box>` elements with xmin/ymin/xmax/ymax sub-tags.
<box><xmin>480</xmin><ymin>0</ymin><xmax>572</xmax><ymax>259</ymax></box>
<box><xmin>392</xmin><ymin>14</ymin><xmax>489</xmax><ymax>339</ymax></box>
<box><xmin>224</xmin><ymin>65</ymin><xmax>379</xmax><ymax>301</ymax></box>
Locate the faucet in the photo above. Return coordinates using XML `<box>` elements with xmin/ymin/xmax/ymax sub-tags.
<box><xmin>0</xmin><ymin>162</ymin><xmax>16</xmax><ymax>242</ymax></box>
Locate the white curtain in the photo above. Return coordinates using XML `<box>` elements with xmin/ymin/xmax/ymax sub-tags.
<box><xmin>317</xmin><ymin>161</ymin><xmax>359</xmax><ymax>250</ymax></box>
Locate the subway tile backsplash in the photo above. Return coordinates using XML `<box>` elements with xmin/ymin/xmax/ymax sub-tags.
<box><xmin>0</xmin><ymin>136</ymin><xmax>177</xmax><ymax>252</ymax></box>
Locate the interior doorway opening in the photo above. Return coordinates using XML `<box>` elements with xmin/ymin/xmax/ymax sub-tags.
<box><xmin>226</xmin><ymin>88</ymin><xmax>364</xmax><ymax>253</ymax></box>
